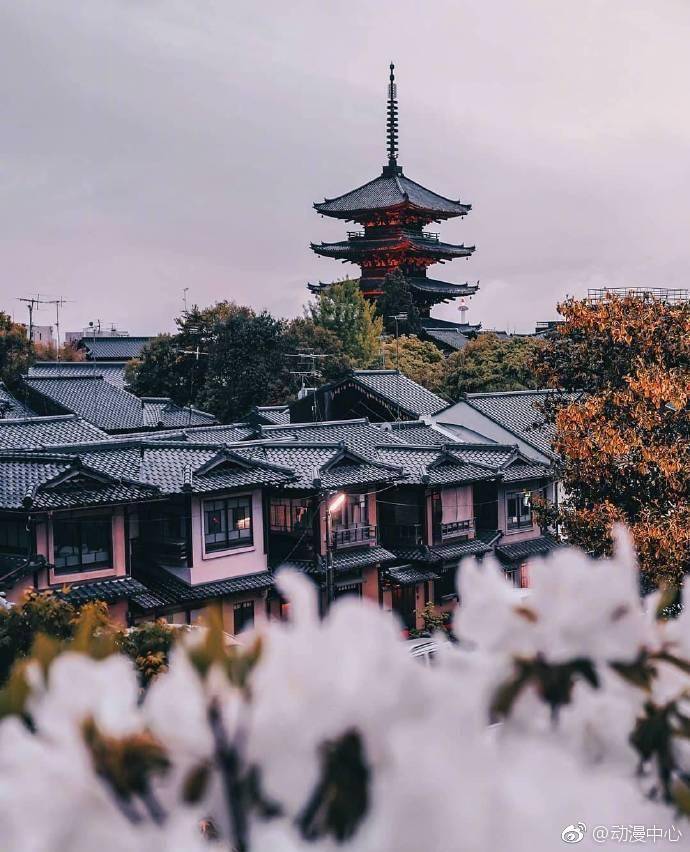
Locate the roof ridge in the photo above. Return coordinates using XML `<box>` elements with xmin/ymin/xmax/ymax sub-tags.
<box><xmin>261</xmin><ymin>418</ymin><xmax>369</xmax><ymax>431</ymax></box>
<box><xmin>0</xmin><ymin>414</ymin><xmax>80</xmax><ymax>425</ymax></box>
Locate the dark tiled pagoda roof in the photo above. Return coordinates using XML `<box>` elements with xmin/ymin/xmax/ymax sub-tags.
<box><xmin>350</xmin><ymin>370</ymin><xmax>448</xmax><ymax>418</ymax></box>
<box><xmin>24</xmin><ymin>375</ymin><xmax>216</xmax><ymax>433</ymax></box>
<box><xmin>0</xmin><ymin>415</ymin><xmax>107</xmax><ymax>450</ymax></box>
<box><xmin>420</xmin><ymin>317</ymin><xmax>481</xmax><ymax>351</ymax></box>
<box><xmin>312</xmin><ymin>231</ymin><xmax>474</xmax><ymax>262</ymax></box>
<box><xmin>80</xmin><ymin>336</ymin><xmax>154</xmax><ymax>361</ymax></box>
<box><xmin>314</xmin><ymin>171</ymin><xmax>471</xmax><ymax>220</ymax></box>
<box><xmin>0</xmin><ymin>382</ymin><xmax>34</xmax><ymax>418</ymax></box>
<box><xmin>306</xmin><ymin>277</ymin><xmax>478</xmax><ymax>301</ymax></box>
<box><xmin>495</xmin><ymin>535</ymin><xmax>561</xmax><ymax>563</ymax></box>
<box><xmin>28</xmin><ymin>361</ymin><xmax>129</xmax><ymax>389</ymax></box>
<box><xmin>460</xmin><ymin>390</ymin><xmax>562</xmax><ymax>459</ymax></box>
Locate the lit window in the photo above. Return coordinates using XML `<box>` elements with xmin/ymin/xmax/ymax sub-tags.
<box><xmin>203</xmin><ymin>496</ymin><xmax>253</xmax><ymax>552</ymax></box>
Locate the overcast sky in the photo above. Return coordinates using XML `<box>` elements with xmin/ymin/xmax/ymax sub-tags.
<box><xmin>2</xmin><ymin>0</ymin><xmax>690</xmax><ymax>337</ymax></box>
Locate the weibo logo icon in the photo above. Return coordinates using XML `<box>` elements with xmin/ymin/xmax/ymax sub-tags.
<box><xmin>561</xmin><ymin>823</ymin><xmax>587</xmax><ymax>844</ymax></box>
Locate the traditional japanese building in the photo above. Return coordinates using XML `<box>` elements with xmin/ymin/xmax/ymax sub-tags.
<box><xmin>310</xmin><ymin>64</ymin><xmax>478</xmax><ymax>316</ymax></box>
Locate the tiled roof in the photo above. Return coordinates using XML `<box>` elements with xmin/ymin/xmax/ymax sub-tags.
<box><xmin>501</xmin><ymin>461</ymin><xmax>553</xmax><ymax>482</ymax></box>
<box><xmin>0</xmin><ymin>554</ymin><xmax>46</xmax><ymax>589</ymax></box>
<box><xmin>390</xmin><ymin>537</ymin><xmax>492</xmax><ymax>565</ymax></box>
<box><xmin>0</xmin><ymin>415</ymin><xmax>107</xmax><ymax>450</ymax></box>
<box><xmin>24</xmin><ymin>376</ymin><xmax>215</xmax><ymax>433</ymax></box>
<box><xmin>254</xmin><ymin>406</ymin><xmax>290</xmax><ymax>425</ymax></box>
<box><xmin>314</xmin><ymin>171</ymin><xmax>471</xmax><ymax>218</ymax></box>
<box><xmin>0</xmin><ymin>382</ymin><xmax>34</xmax><ymax>418</ymax></box>
<box><xmin>28</xmin><ymin>361</ymin><xmax>129</xmax><ymax>389</ymax></box>
<box><xmin>313</xmin><ymin>545</ymin><xmax>396</xmax><ymax>575</ymax></box>
<box><xmin>182</xmin><ymin>423</ymin><xmax>257</xmax><ymax>443</ymax></box>
<box><xmin>376</xmin><ymin>445</ymin><xmax>496</xmax><ymax>486</ymax></box>
<box><xmin>374</xmin><ymin>420</ymin><xmax>449</xmax><ymax>446</ymax></box>
<box><xmin>258</xmin><ymin>419</ymin><xmax>390</xmax><ymax>455</ymax></box>
<box><xmin>58</xmin><ymin>576</ymin><xmax>150</xmax><ymax>605</ymax></box>
<box><xmin>80</xmin><ymin>336</ymin><xmax>154</xmax><ymax>361</ymax></box>
<box><xmin>351</xmin><ymin>370</ymin><xmax>448</xmax><ymax>418</ymax></box>
<box><xmin>495</xmin><ymin>535</ymin><xmax>561</xmax><ymax>563</ymax></box>
<box><xmin>0</xmin><ymin>454</ymin><xmax>161</xmax><ymax>510</ymax></box>
<box><xmin>132</xmin><ymin>568</ymin><xmax>274</xmax><ymax>611</ymax></box>
<box><xmin>387</xmin><ymin>565</ymin><xmax>439</xmax><ymax>585</ymax></box>
<box><xmin>232</xmin><ymin>442</ymin><xmax>403</xmax><ymax>490</ymax></box>
<box><xmin>461</xmin><ymin>391</ymin><xmax>561</xmax><ymax>458</ymax></box>
<box><xmin>407</xmin><ymin>278</ymin><xmax>478</xmax><ymax>297</ymax></box>
<box><xmin>313</xmin><ymin>233</ymin><xmax>474</xmax><ymax>262</ymax></box>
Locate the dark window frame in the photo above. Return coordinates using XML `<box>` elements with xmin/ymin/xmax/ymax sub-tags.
<box><xmin>203</xmin><ymin>495</ymin><xmax>253</xmax><ymax>553</ymax></box>
<box><xmin>53</xmin><ymin>515</ymin><xmax>112</xmax><ymax>574</ymax></box>
<box><xmin>269</xmin><ymin>496</ymin><xmax>311</xmax><ymax>534</ymax></box>
<box><xmin>0</xmin><ymin>517</ymin><xmax>31</xmax><ymax>556</ymax></box>
<box><xmin>233</xmin><ymin>600</ymin><xmax>255</xmax><ymax>634</ymax></box>
<box><xmin>506</xmin><ymin>490</ymin><xmax>533</xmax><ymax>531</ymax></box>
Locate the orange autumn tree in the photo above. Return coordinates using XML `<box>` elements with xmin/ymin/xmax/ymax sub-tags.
<box><xmin>536</xmin><ymin>294</ymin><xmax>689</xmax><ymax>587</ymax></box>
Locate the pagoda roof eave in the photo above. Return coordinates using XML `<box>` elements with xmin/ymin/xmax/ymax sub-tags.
<box><xmin>313</xmin><ymin>171</ymin><xmax>471</xmax><ymax>219</ymax></box>
<box><xmin>310</xmin><ymin>239</ymin><xmax>475</xmax><ymax>261</ymax></box>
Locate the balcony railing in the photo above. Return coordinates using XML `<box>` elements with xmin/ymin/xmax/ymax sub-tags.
<box><xmin>134</xmin><ymin>537</ymin><xmax>187</xmax><ymax>568</ymax></box>
<box><xmin>379</xmin><ymin>523</ymin><xmax>423</xmax><ymax>547</ymax></box>
<box><xmin>440</xmin><ymin>519</ymin><xmax>474</xmax><ymax>541</ymax></box>
<box><xmin>331</xmin><ymin>525</ymin><xmax>377</xmax><ymax>549</ymax></box>
<box><xmin>347</xmin><ymin>230</ymin><xmax>365</xmax><ymax>240</ymax></box>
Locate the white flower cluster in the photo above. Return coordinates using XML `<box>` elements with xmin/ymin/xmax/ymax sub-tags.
<box><xmin>1</xmin><ymin>529</ymin><xmax>688</xmax><ymax>852</ymax></box>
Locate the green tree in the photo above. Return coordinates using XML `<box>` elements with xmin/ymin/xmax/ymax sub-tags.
<box><xmin>198</xmin><ymin>307</ymin><xmax>292</xmax><ymax>422</ymax></box>
<box><xmin>376</xmin><ymin>269</ymin><xmax>421</xmax><ymax>335</ymax></box>
<box><xmin>285</xmin><ymin>317</ymin><xmax>352</xmax><ymax>384</ymax></box>
<box><xmin>442</xmin><ymin>333</ymin><xmax>545</xmax><ymax>398</ymax></box>
<box><xmin>308</xmin><ymin>279</ymin><xmax>383</xmax><ymax>368</ymax></box>
<box><xmin>0</xmin><ymin>312</ymin><xmax>33</xmax><ymax>392</ymax></box>
<box><xmin>382</xmin><ymin>335</ymin><xmax>445</xmax><ymax>392</ymax></box>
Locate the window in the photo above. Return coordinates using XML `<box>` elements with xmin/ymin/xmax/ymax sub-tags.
<box><xmin>433</xmin><ymin>571</ymin><xmax>457</xmax><ymax>604</ymax></box>
<box><xmin>330</xmin><ymin>493</ymin><xmax>369</xmax><ymax>530</ymax></box>
<box><xmin>233</xmin><ymin>600</ymin><xmax>254</xmax><ymax>634</ymax></box>
<box><xmin>506</xmin><ymin>491</ymin><xmax>533</xmax><ymax>530</ymax></box>
<box><xmin>53</xmin><ymin>516</ymin><xmax>112</xmax><ymax>573</ymax></box>
<box><xmin>269</xmin><ymin>497</ymin><xmax>311</xmax><ymax>533</ymax></box>
<box><xmin>203</xmin><ymin>496</ymin><xmax>253</xmax><ymax>552</ymax></box>
<box><xmin>0</xmin><ymin>518</ymin><xmax>30</xmax><ymax>555</ymax></box>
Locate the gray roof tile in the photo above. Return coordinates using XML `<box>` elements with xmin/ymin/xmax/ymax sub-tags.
<box><xmin>0</xmin><ymin>383</ymin><xmax>34</xmax><ymax>418</ymax></box>
<box><xmin>0</xmin><ymin>415</ymin><xmax>107</xmax><ymax>450</ymax></box>
<box><xmin>495</xmin><ymin>535</ymin><xmax>561</xmax><ymax>563</ymax></box>
<box><xmin>462</xmin><ymin>391</ymin><xmax>563</xmax><ymax>458</ymax></box>
<box><xmin>81</xmin><ymin>336</ymin><xmax>153</xmax><ymax>360</ymax></box>
<box><xmin>28</xmin><ymin>361</ymin><xmax>128</xmax><ymax>389</ymax></box>
<box><xmin>351</xmin><ymin>371</ymin><xmax>448</xmax><ymax>418</ymax></box>
<box><xmin>314</xmin><ymin>171</ymin><xmax>471</xmax><ymax>218</ymax></box>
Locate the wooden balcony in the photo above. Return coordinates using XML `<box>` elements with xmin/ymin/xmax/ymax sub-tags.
<box><xmin>331</xmin><ymin>525</ymin><xmax>377</xmax><ymax>549</ymax></box>
<box><xmin>440</xmin><ymin>519</ymin><xmax>474</xmax><ymax>541</ymax></box>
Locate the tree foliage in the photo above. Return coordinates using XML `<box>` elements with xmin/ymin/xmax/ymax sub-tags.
<box><xmin>0</xmin><ymin>312</ymin><xmax>33</xmax><ymax>392</ymax></box>
<box><xmin>0</xmin><ymin>590</ymin><xmax>177</xmax><ymax>687</ymax></box>
<box><xmin>442</xmin><ymin>333</ymin><xmax>545</xmax><ymax>398</ymax></box>
<box><xmin>308</xmin><ymin>279</ymin><xmax>383</xmax><ymax>368</ymax></box>
<box><xmin>375</xmin><ymin>269</ymin><xmax>421</xmax><ymax>335</ymax></box>
<box><xmin>535</xmin><ymin>295</ymin><xmax>690</xmax><ymax>585</ymax></box>
<box><xmin>381</xmin><ymin>335</ymin><xmax>445</xmax><ymax>393</ymax></box>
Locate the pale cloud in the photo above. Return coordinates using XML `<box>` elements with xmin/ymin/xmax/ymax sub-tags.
<box><xmin>1</xmin><ymin>0</ymin><xmax>689</xmax><ymax>335</ymax></box>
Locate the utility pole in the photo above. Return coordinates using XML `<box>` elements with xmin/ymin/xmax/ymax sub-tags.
<box><xmin>183</xmin><ymin>287</ymin><xmax>189</xmax><ymax>314</ymax></box>
<box><xmin>176</xmin><ymin>345</ymin><xmax>209</xmax><ymax>425</ymax></box>
<box><xmin>387</xmin><ymin>313</ymin><xmax>407</xmax><ymax>421</ymax></box>
<box><xmin>18</xmin><ymin>296</ymin><xmax>39</xmax><ymax>343</ymax></box>
<box><xmin>18</xmin><ymin>295</ymin><xmax>71</xmax><ymax>356</ymax></box>
<box><xmin>286</xmin><ymin>350</ymin><xmax>332</xmax><ymax>421</ymax></box>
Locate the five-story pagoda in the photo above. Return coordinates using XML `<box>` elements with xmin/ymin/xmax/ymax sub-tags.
<box><xmin>310</xmin><ymin>64</ymin><xmax>478</xmax><ymax>317</ymax></box>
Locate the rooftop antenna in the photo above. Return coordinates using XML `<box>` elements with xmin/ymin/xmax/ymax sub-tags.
<box><xmin>176</xmin><ymin>345</ymin><xmax>209</xmax><ymax>425</ymax></box>
<box><xmin>386</xmin><ymin>62</ymin><xmax>399</xmax><ymax>169</ymax></box>
<box><xmin>183</xmin><ymin>287</ymin><xmax>189</xmax><ymax>314</ymax></box>
<box><xmin>44</xmin><ymin>297</ymin><xmax>72</xmax><ymax>361</ymax></box>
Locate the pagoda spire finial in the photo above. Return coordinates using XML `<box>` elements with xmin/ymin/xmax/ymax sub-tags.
<box><xmin>386</xmin><ymin>62</ymin><xmax>399</xmax><ymax>169</ymax></box>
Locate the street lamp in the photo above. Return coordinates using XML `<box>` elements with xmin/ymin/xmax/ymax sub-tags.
<box><xmin>325</xmin><ymin>491</ymin><xmax>345</xmax><ymax>611</ymax></box>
